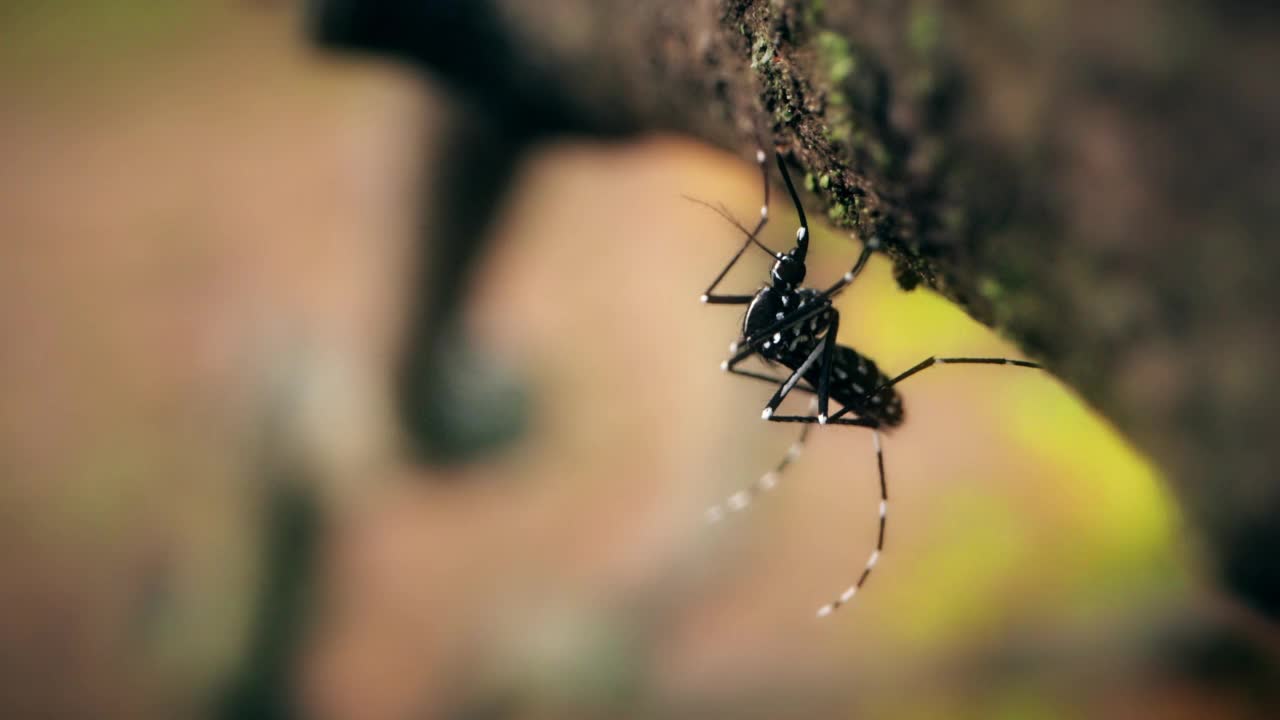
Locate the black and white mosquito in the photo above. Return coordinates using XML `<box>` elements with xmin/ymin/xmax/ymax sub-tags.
<box><xmin>693</xmin><ymin>149</ymin><xmax>1042</xmax><ymax>617</ymax></box>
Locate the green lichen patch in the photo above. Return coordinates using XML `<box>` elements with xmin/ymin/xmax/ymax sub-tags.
<box><xmin>815</xmin><ymin>30</ymin><xmax>856</xmax><ymax>85</ymax></box>
<box><xmin>907</xmin><ymin>2</ymin><xmax>943</xmax><ymax>57</ymax></box>
<box><xmin>750</xmin><ymin>36</ymin><xmax>775</xmax><ymax>69</ymax></box>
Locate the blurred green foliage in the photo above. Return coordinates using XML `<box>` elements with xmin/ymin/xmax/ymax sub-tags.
<box><xmin>1</xmin><ymin>2</ymin><xmax>201</xmax><ymax>66</ymax></box>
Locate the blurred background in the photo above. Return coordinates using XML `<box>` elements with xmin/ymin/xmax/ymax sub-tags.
<box><xmin>2</xmin><ymin>3</ymin><xmax>1273</xmax><ymax>719</ymax></box>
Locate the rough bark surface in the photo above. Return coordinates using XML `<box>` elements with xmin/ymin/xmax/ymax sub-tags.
<box><xmin>309</xmin><ymin>0</ymin><xmax>1280</xmax><ymax>617</ymax></box>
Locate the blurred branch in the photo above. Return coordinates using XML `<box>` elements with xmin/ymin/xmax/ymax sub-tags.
<box><xmin>307</xmin><ymin>0</ymin><xmax>1280</xmax><ymax>618</ymax></box>
<box><xmin>217</xmin><ymin>481</ymin><xmax>319</xmax><ymax>720</ymax></box>
<box><xmin>217</xmin><ymin>352</ymin><xmax>326</xmax><ymax>720</ymax></box>
<box><xmin>393</xmin><ymin>101</ymin><xmax>531</xmax><ymax>463</ymax></box>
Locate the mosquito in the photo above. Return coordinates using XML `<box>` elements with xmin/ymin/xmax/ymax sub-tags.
<box><xmin>693</xmin><ymin>150</ymin><xmax>1041</xmax><ymax>617</ymax></box>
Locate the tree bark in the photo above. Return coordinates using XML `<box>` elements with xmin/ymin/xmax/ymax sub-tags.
<box><xmin>308</xmin><ymin>0</ymin><xmax>1280</xmax><ymax>618</ymax></box>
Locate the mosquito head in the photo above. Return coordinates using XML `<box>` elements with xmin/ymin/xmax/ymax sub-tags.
<box><xmin>771</xmin><ymin>248</ymin><xmax>806</xmax><ymax>287</ymax></box>
<box><xmin>770</xmin><ymin>225</ymin><xmax>809</xmax><ymax>287</ymax></box>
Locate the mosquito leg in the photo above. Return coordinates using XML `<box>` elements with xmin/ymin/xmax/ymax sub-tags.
<box><xmin>696</xmin><ymin>150</ymin><xmax>775</xmax><ymax>304</ymax></box>
<box><xmin>760</xmin><ymin>342</ymin><xmax>825</xmax><ymax>421</ymax></box>
<box><xmin>703</xmin><ymin>367</ymin><xmax>860</xmax><ymax>524</ymax></box>
<box><xmin>766</xmin><ymin>415</ymin><xmax>876</xmax><ymax>426</ymax></box>
<box><xmin>758</xmin><ymin>407</ymin><xmax>890</xmax><ymax>614</ymax></box>
<box><xmin>725</xmin><ymin>366</ymin><xmax>817</xmax><ymax>395</ymax></box>
<box><xmin>822</xmin><ymin>236</ymin><xmax>880</xmax><ymax>298</ymax></box>
<box><xmin>705</xmin><ymin>399</ymin><xmax>818</xmax><ymax>524</ymax></box>
<box><xmin>817</xmin><ymin>428</ymin><xmax>888</xmax><ymax>618</ymax></box>
<box><xmin>824</xmin><ymin>356</ymin><xmax>1042</xmax><ymax>424</ymax></box>
<box><xmin>878</xmin><ymin>356</ymin><xmax>1042</xmax><ymax>392</ymax></box>
<box><xmin>734</xmin><ymin>362</ymin><xmax>887</xmax><ymax>615</ymax></box>
<box><xmin>816</xmin><ymin>313</ymin><xmax>839</xmax><ymax>424</ymax></box>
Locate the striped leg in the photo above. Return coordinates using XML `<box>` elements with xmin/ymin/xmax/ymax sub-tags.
<box><xmin>704</xmin><ymin>423</ymin><xmax>813</xmax><ymax>524</ymax></box>
<box><xmin>816</xmin><ymin>428</ymin><xmax>888</xmax><ymax>618</ymax></box>
<box><xmin>759</xmin><ymin>342</ymin><xmax>825</xmax><ymax>421</ymax></box>
<box><xmin>705</xmin><ymin>399</ymin><xmax>817</xmax><ymax>524</ymax></box>
<box><xmin>881</xmin><ymin>356</ymin><xmax>1041</xmax><ymax>390</ymax></box>
<box><xmin>692</xmin><ymin>149</ymin><xmax>781</xmax><ymax>305</ymax></box>
<box><xmin>725</xmin><ymin>366</ymin><xmax>817</xmax><ymax>395</ymax></box>
<box><xmin>821</xmin><ymin>236</ymin><xmax>880</xmax><ymax>299</ymax></box>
